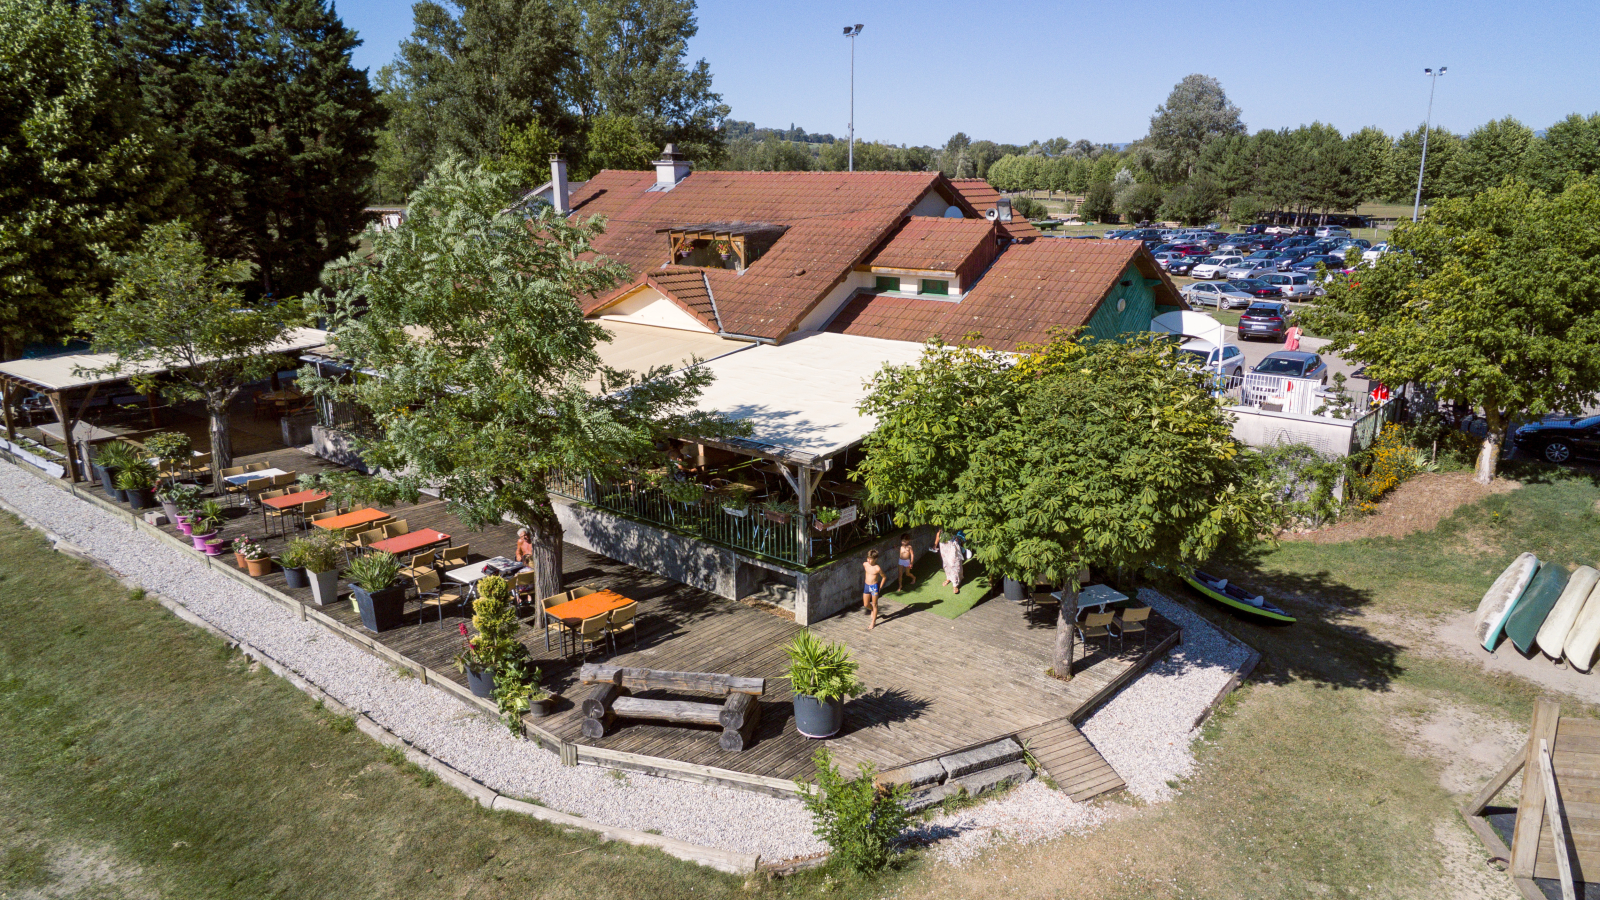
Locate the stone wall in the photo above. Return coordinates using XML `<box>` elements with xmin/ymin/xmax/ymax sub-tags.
<box><xmin>311</xmin><ymin>425</ymin><xmax>371</xmax><ymax>474</ymax></box>
<box><xmin>794</xmin><ymin>525</ymin><xmax>936</xmax><ymax>624</ymax></box>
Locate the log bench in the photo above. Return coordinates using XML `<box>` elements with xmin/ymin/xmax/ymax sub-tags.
<box><xmin>578</xmin><ymin>664</ymin><xmax>764</xmax><ymax>752</ymax></box>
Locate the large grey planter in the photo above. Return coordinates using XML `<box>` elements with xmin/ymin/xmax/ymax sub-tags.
<box><xmin>282</xmin><ymin>565</ymin><xmax>310</xmax><ymax>590</ymax></box>
<box><xmin>352</xmin><ymin>584</ymin><xmax>407</xmax><ymax>633</ymax></box>
<box><xmin>1003</xmin><ymin>577</ymin><xmax>1026</xmax><ymax>604</ymax></box>
<box><xmin>308</xmin><ymin>569</ymin><xmax>339</xmax><ymax>606</ymax></box>
<box><xmin>793</xmin><ymin>693</ymin><xmax>844</xmax><ymax>739</ymax></box>
<box><xmin>466</xmin><ymin>667</ymin><xmax>496</xmax><ymax>699</ymax></box>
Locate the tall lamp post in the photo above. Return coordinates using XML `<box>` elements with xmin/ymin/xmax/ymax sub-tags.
<box><xmin>842</xmin><ymin>23</ymin><xmax>862</xmax><ymax>172</ymax></box>
<box><xmin>1411</xmin><ymin>66</ymin><xmax>1447</xmax><ymax>223</ymax></box>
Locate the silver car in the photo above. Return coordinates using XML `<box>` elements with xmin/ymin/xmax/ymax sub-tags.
<box><xmin>1182</xmin><ymin>281</ymin><xmax>1255</xmax><ymax>310</ymax></box>
<box><xmin>1257</xmin><ymin>272</ymin><xmax>1325</xmax><ymax>299</ymax></box>
<box><xmin>1222</xmin><ymin>259</ymin><xmax>1276</xmax><ymax>280</ymax></box>
<box><xmin>1190</xmin><ymin>255</ymin><xmax>1244</xmax><ymax>280</ymax></box>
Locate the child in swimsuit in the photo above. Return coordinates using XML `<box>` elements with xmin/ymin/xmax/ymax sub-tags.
<box><xmin>863</xmin><ymin>549</ymin><xmax>885</xmax><ymax>630</ymax></box>
<box><xmin>895</xmin><ymin>534</ymin><xmax>917</xmax><ymax>591</ymax></box>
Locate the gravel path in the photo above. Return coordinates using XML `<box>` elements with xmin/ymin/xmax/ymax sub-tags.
<box><xmin>0</xmin><ymin>463</ymin><xmax>1253</xmax><ymax>867</ymax></box>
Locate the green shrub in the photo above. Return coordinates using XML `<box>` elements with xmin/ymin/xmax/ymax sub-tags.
<box><xmin>1010</xmin><ymin>195</ymin><xmax>1047</xmax><ymax>220</ymax></box>
<box><xmin>93</xmin><ymin>440</ymin><xmax>142</xmax><ymax>471</ymax></box>
<box><xmin>1257</xmin><ymin>443</ymin><xmax>1343</xmax><ymax>528</ymax></box>
<box><xmin>347</xmin><ymin>551</ymin><xmax>400</xmax><ymax>592</ymax></box>
<box><xmin>115</xmin><ymin>461</ymin><xmax>157</xmax><ymax>490</ymax></box>
<box><xmin>296</xmin><ymin>529</ymin><xmax>343</xmax><ymax>574</ymax></box>
<box><xmin>784</xmin><ymin>630</ymin><xmax>863</xmax><ymax>703</ymax></box>
<box><xmin>799</xmin><ymin>749</ymin><xmax>911</xmax><ymax>874</ymax></box>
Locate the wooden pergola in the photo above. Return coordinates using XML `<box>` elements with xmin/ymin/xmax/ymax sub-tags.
<box><xmin>657</xmin><ymin>223</ymin><xmax>788</xmax><ymax>271</ymax></box>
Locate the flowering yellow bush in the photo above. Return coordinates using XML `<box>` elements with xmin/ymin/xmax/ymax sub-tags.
<box><xmin>1346</xmin><ymin>425</ymin><xmax>1419</xmax><ymax>512</ymax></box>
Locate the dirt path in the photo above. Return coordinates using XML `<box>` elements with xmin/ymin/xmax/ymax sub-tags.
<box><xmin>1282</xmin><ymin>471</ymin><xmax>1519</xmax><ymax>544</ymax></box>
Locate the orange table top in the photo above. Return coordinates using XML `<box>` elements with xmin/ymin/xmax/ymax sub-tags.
<box><xmin>313</xmin><ymin>508</ymin><xmax>389</xmax><ymax>531</ymax></box>
<box><xmin>263</xmin><ymin>489</ymin><xmax>328</xmax><ymax>509</ymax></box>
<box><xmin>545</xmin><ymin>590</ymin><xmax>633</xmax><ymax>622</ymax></box>
<box><xmin>369</xmin><ymin>528</ymin><xmax>450</xmax><ymax>556</ymax></box>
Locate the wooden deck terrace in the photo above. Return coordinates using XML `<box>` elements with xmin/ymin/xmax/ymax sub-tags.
<box><xmin>144</xmin><ymin>442</ymin><xmax>1179</xmax><ymax>787</ymax></box>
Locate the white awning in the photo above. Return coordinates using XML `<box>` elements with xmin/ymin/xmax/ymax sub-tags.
<box><xmin>588</xmin><ymin>321</ymin><xmax>753</xmax><ymax>391</ymax></box>
<box><xmin>689</xmin><ymin>332</ymin><xmax>929</xmax><ymax>463</ymax></box>
<box><xmin>0</xmin><ymin>327</ymin><xmax>331</xmax><ymax>392</ymax></box>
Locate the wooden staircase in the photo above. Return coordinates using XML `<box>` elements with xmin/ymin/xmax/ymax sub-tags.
<box><xmin>1017</xmin><ymin>718</ymin><xmax>1125</xmax><ymax>802</ymax></box>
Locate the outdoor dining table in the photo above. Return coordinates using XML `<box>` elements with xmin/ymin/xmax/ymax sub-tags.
<box><xmin>543</xmin><ymin>590</ymin><xmax>634</xmax><ymax>656</ymax></box>
<box><xmin>369</xmin><ymin>527</ymin><xmax>450</xmax><ymax>557</ymax></box>
<box><xmin>312</xmin><ymin>508</ymin><xmax>389</xmax><ymax>531</ymax></box>
<box><xmin>445</xmin><ymin>557</ymin><xmax>524</xmax><ymax>604</ymax></box>
<box><xmin>1052</xmin><ymin>583</ymin><xmax>1129</xmax><ymax>614</ymax></box>
<box><xmin>260</xmin><ymin>489</ymin><xmax>329</xmax><ymax>534</ymax></box>
<box><xmin>224</xmin><ymin>467</ymin><xmax>287</xmax><ymax>486</ymax></box>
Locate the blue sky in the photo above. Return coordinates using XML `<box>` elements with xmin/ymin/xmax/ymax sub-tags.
<box><xmin>340</xmin><ymin>0</ymin><xmax>1600</xmax><ymax>146</ymax></box>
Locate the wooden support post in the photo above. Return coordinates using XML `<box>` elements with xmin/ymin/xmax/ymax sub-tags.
<box><xmin>0</xmin><ymin>379</ymin><xmax>14</xmax><ymax>442</ymax></box>
<box><xmin>1464</xmin><ymin>738</ymin><xmax>1529</xmax><ymax>816</ymax></box>
<box><xmin>46</xmin><ymin>392</ymin><xmax>77</xmax><ymax>483</ymax></box>
<box><xmin>1539</xmin><ymin>738</ymin><xmax>1577</xmax><ymax>900</ymax></box>
<box><xmin>1512</xmin><ymin>698</ymin><xmax>1562</xmax><ymax>878</ymax></box>
<box><xmin>69</xmin><ymin>384</ymin><xmax>100</xmax><ymax>480</ymax></box>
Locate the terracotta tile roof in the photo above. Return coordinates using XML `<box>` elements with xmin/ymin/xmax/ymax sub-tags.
<box><xmin>949</xmin><ymin>179</ymin><xmax>1042</xmax><ymax>241</ymax></box>
<box><xmin>868</xmin><ymin>217</ymin><xmax>997</xmax><ymax>274</ymax></box>
<box><xmin>641</xmin><ymin>268</ymin><xmax>718</xmax><ymax>330</ymax></box>
<box><xmin>826</xmin><ymin>239</ymin><xmax>1187</xmax><ymax>351</ymax></box>
<box><xmin>570</xmin><ymin>169</ymin><xmax>958</xmax><ymax>340</ymax></box>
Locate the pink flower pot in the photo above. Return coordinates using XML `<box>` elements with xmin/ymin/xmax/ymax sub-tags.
<box><xmin>203</xmin><ymin>540</ymin><xmax>225</xmax><ymax>557</ymax></box>
<box><xmin>177</xmin><ymin>522</ymin><xmax>193</xmax><ymax>535</ymax></box>
<box><xmin>192</xmin><ymin>531</ymin><xmax>216</xmax><ymax>551</ymax></box>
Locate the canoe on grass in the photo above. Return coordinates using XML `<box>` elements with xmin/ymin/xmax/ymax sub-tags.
<box><xmin>1475</xmin><ymin>553</ymin><xmax>1539</xmax><ymax>651</ymax></box>
<box><xmin>1183</xmin><ymin>570</ymin><xmax>1295</xmax><ymax>623</ymax></box>
<box><xmin>1537</xmin><ymin>566</ymin><xmax>1599</xmax><ymax>659</ymax></box>
<box><xmin>1566</xmin><ymin>579</ymin><xmax>1600</xmax><ymax>672</ymax></box>
<box><xmin>1504</xmin><ymin>563</ymin><xmax>1570</xmax><ymax>654</ymax></box>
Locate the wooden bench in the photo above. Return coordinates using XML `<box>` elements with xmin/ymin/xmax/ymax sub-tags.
<box><xmin>578</xmin><ymin>664</ymin><xmax>764</xmax><ymax>752</ymax></box>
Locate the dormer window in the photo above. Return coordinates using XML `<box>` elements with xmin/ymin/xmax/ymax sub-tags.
<box><xmin>658</xmin><ymin>223</ymin><xmax>788</xmax><ymax>272</ymax></box>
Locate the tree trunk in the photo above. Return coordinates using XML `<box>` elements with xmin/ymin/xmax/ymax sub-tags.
<box><xmin>1475</xmin><ymin>409</ymin><xmax>1506</xmax><ymax>486</ymax></box>
<box><xmin>208</xmin><ymin>400</ymin><xmax>234</xmax><ymax>491</ymax></box>
<box><xmin>1053</xmin><ymin>584</ymin><xmax>1079</xmax><ymax>681</ymax></box>
<box><xmin>524</xmin><ymin>495</ymin><xmax>565</xmax><ymax>601</ymax></box>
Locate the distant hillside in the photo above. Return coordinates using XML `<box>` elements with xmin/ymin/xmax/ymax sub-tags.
<box><xmin>721</xmin><ymin>121</ymin><xmax>837</xmax><ymax>144</ymax></box>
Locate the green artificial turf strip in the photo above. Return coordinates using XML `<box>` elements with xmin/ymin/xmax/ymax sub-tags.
<box><xmin>879</xmin><ymin>551</ymin><xmax>992</xmax><ymax>620</ymax></box>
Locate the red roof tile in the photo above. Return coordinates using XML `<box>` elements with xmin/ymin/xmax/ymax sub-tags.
<box><xmin>949</xmin><ymin>179</ymin><xmax>1042</xmax><ymax>241</ymax></box>
<box><xmin>868</xmin><ymin>217</ymin><xmax>997</xmax><ymax>274</ymax></box>
<box><xmin>826</xmin><ymin>239</ymin><xmax>1187</xmax><ymax>351</ymax></box>
<box><xmin>570</xmin><ymin>170</ymin><xmax>961</xmax><ymax>340</ymax></box>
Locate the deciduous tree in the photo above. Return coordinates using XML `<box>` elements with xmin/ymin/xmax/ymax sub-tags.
<box><xmin>1301</xmin><ymin>178</ymin><xmax>1600</xmax><ymax>483</ymax></box>
<box><xmin>1142</xmin><ymin>74</ymin><xmax>1245</xmax><ymax>182</ymax></box>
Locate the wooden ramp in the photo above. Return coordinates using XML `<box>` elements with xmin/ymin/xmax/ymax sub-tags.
<box><xmin>1018</xmin><ymin>718</ymin><xmax>1125</xmax><ymax>802</ymax></box>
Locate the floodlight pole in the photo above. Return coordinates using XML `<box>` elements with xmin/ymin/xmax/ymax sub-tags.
<box><xmin>843</xmin><ymin>24</ymin><xmax>862</xmax><ymax>171</ymax></box>
<box><xmin>1412</xmin><ymin>66</ymin><xmax>1446</xmax><ymax>223</ymax></box>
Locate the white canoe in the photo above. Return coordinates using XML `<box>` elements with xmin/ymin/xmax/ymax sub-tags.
<box><xmin>1538</xmin><ymin>565</ymin><xmax>1600</xmax><ymax>659</ymax></box>
<box><xmin>1565</xmin><ymin>579</ymin><xmax>1600</xmax><ymax>672</ymax></box>
<box><xmin>1475</xmin><ymin>552</ymin><xmax>1539</xmax><ymax>651</ymax></box>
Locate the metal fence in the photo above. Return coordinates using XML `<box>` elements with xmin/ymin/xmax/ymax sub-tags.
<box><xmin>1217</xmin><ymin>374</ymin><xmax>1374</xmax><ymax>419</ymax></box>
<box><xmin>547</xmin><ymin>470</ymin><xmax>894</xmax><ymax>568</ymax></box>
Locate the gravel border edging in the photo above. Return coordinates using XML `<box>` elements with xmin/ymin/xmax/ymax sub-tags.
<box><xmin>0</xmin><ymin>484</ymin><xmax>764</xmax><ymax>876</ymax></box>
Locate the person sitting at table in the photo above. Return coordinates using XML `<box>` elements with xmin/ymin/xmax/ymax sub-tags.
<box><xmin>667</xmin><ymin>443</ymin><xmax>702</xmax><ymax>479</ymax></box>
<box><xmin>516</xmin><ymin>527</ymin><xmax>533</xmax><ymax>566</ymax></box>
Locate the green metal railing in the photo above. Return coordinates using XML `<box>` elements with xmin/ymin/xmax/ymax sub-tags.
<box><xmin>547</xmin><ymin>471</ymin><xmax>895</xmax><ymax>568</ymax></box>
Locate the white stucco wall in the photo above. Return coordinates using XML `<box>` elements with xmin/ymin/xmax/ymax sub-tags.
<box><xmin>598</xmin><ymin>286</ymin><xmax>713</xmax><ymax>333</ymax></box>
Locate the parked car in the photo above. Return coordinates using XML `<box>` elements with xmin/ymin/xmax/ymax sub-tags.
<box><xmin>1222</xmin><ymin>259</ymin><xmax>1278</xmax><ymax>280</ymax></box>
<box><xmin>1227</xmin><ymin>277</ymin><xmax>1284</xmax><ymax>299</ymax></box>
<box><xmin>1361</xmin><ymin>241</ymin><xmax>1391</xmax><ymax>263</ymax></box>
<box><xmin>1154</xmin><ymin>251</ymin><xmax>1196</xmax><ymax>275</ymax></box>
<box><xmin>1244</xmin><ymin>351</ymin><xmax>1329</xmax><ymax>403</ymax></box>
<box><xmin>1217</xmin><ymin>237</ymin><xmax>1255</xmax><ymax>252</ymax></box>
<box><xmin>1512</xmin><ymin>415</ymin><xmax>1600</xmax><ymax>464</ymax></box>
<box><xmin>1241</xmin><ymin>224</ymin><xmax>1269</xmax><ymax>235</ymax></box>
<box><xmin>1191</xmin><ymin>255</ymin><xmax>1245</xmax><ymax>279</ymax></box>
<box><xmin>1237</xmin><ymin>302</ymin><xmax>1295</xmax><ymax>341</ymax></box>
<box><xmin>1244</xmin><ymin>249</ymin><xmax>1293</xmax><ymax>270</ymax></box>
<box><xmin>1178</xmin><ymin>340</ymin><xmax>1247</xmax><ymax>378</ymax></box>
<box><xmin>1326</xmin><ymin>239</ymin><xmax>1371</xmax><ymax>259</ymax></box>
<box><xmin>1257</xmin><ymin>271</ymin><xmax>1325</xmax><ymax>299</ymax></box>
<box><xmin>1104</xmin><ymin>229</ymin><xmax>1129</xmax><ymax>239</ymax></box>
<box><xmin>1275</xmin><ymin>236</ymin><xmax>1316</xmax><ymax>252</ymax></box>
<box><xmin>1313</xmin><ymin>225</ymin><xmax>1350</xmax><ymax>238</ymax></box>
<box><xmin>1182</xmin><ymin>281</ymin><xmax>1256</xmax><ymax>309</ymax></box>
<box><xmin>1290</xmin><ymin>254</ymin><xmax>1348</xmax><ymax>274</ymax></box>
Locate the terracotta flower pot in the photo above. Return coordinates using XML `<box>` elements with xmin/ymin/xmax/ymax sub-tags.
<box><xmin>246</xmin><ymin>557</ymin><xmax>273</xmax><ymax>577</ymax></box>
<box><xmin>235</xmin><ymin>552</ymin><xmax>248</xmax><ymax>569</ymax></box>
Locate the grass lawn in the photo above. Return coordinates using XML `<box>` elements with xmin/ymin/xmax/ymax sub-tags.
<box><xmin>878</xmin><ymin>551</ymin><xmax>992</xmax><ymax>620</ymax></box>
<box><xmin>0</xmin><ymin>514</ymin><xmax>852</xmax><ymax>900</ymax></box>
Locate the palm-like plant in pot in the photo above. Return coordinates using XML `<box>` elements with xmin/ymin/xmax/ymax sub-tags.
<box><xmin>115</xmin><ymin>461</ymin><xmax>159</xmax><ymax>510</ymax></box>
<box><xmin>297</xmin><ymin>529</ymin><xmax>343</xmax><ymax>607</ymax></box>
<box><xmin>347</xmin><ymin>551</ymin><xmax>405</xmax><ymax>633</ymax></box>
<box><xmin>92</xmin><ymin>441</ymin><xmax>142</xmax><ymax>501</ymax></box>
<box><xmin>784</xmin><ymin>630</ymin><xmax>863</xmax><ymax>739</ymax></box>
<box><xmin>185</xmin><ymin>499</ymin><xmax>225</xmax><ymax>551</ymax></box>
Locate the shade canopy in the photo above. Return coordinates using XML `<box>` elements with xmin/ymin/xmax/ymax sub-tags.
<box><xmin>0</xmin><ymin>328</ymin><xmax>330</xmax><ymax>393</ymax></box>
<box><xmin>688</xmin><ymin>331</ymin><xmax>928</xmax><ymax>465</ymax></box>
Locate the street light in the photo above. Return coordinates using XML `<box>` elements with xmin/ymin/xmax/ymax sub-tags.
<box><xmin>842</xmin><ymin>24</ymin><xmax>862</xmax><ymax>172</ymax></box>
<box><xmin>1412</xmin><ymin>66</ymin><xmax>1447</xmax><ymax>222</ymax></box>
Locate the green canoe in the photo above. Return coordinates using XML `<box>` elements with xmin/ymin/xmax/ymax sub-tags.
<box><xmin>1504</xmin><ymin>562</ymin><xmax>1571</xmax><ymax>654</ymax></box>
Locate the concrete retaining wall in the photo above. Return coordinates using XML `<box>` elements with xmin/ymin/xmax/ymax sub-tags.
<box><xmin>795</xmin><ymin>526</ymin><xmax>935</xmax><ymax>623</ymax></box>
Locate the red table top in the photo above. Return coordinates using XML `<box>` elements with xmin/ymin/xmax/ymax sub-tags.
<box><xmin>313</xmin><ymin>508</ymin><xmax>389</xmax><ymax>531</ymax></box>
<box><xmin>263</xmin><ymin>489</ymin><xmax>328</xmax><ymax>509</ymax></box>
<box><xmin>545</xmin><ymin>590</ymin><xmax>633</xmax><ymax>622</ymax></box>
<box><xmin>369</xmin><ymin>528</ymin><xmax>450</xmax><ymax>556</ymax></box>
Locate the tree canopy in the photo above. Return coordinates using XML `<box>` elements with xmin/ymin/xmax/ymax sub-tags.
<box><xmin>0</xmin><ymin>0</ymin><xmax>181</xmax><ymax>360</ymax></box>
<box><xmin>858</xmin><ymin>334</ymin><xmax>1270</xmax><ymax>677</ymax></box>
<box><xmin>74</xmin><ymin>223</ymin><xmax>298</xmax><ymax>473</ymax></box>
<box><xmin>1300</xmin><ymin>177</ymin><xmax>1600</xmax><ymax>483</ymax></box>
<box><xmin>1140</xmin><ymin>74</ymin><xmax>1246</xmax><ymax>183</ymax></box>
<box><xmin>303</xmin><ymin>159</ymin><xmax>742</xmax><ymax>597</ymax></box>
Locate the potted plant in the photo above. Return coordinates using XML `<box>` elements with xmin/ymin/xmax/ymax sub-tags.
<box><xmin>231</xmin><ymin>535</ymin><xmax>271</xmax><ymax>575</ymax></box>
<box><xmin>157</xmin><ymin>482</ymin><xmax>201</xmax><ymax>526</ymax></box>
<box><xmin>185</xmin><ymin>499</ymin><xmax>223</xmax><ymax>550</ymax></box>
<box><xmin>720</xmin><ymin>489</ymin><xmax>752</xmax><ymax>518</ymax></box>
<box><xmin>93</xmin><ymin>441</ymin><xmax>141</xmax><ymax>501</ymax></box>
<box><xmin>661</xmin><ymin>478</ymin><xmax>705</xmax><ymax>507</ymax></box>
<box><xmin>116</xmin><ymin>462</ymin><xmax>159</xmax><ymax>510</ymax></box>
<box><xmin>278</xmin><ymin>538</ymin><xmax>312</xmax><ymax>589</ymax></box>
<box><xmin>145</xmin><ymin>431</ymin><xmax>191</xmax><ymax>487</ymax></box>
<box><xmin>301</xmin><ymin>529</ymin><xmax>343</xmax><ymax>607</ymax></box>
<box><xmin>348</xmin><ymin>551</ymin><xmax>405</xmax><ymax>633</ymax></box>
<box><xmin>784</xmin><ymin>630</ymin><xmax>863</xmax><ymax>739</ymax></box>
<box><xmin>812</xmin><ymin>507</ymin><xmax>841</xmax><ymax>532</ymax></box>
<box><xmin>202</xmin><ymin>536</ymin><xmax>226</xmax><ymax>557</ymax></box>
<box><xmin>493</xmin><ymin>657</ymin><xmax>553</xmax><ymax>734</ymax></box>
<box><xmin>453</xmin><ymin>576</ymin><xmax>521</xmax><ymax>697</ymax></box>
<box><xmin>763</xmin><ymin>498</ymin><xmax>799</xmax><ymax>525</ymax></box>
<box><xmin>712</xmin><ymin>238</ymin><xmax>733</xmax><ymax>261</ymax></box>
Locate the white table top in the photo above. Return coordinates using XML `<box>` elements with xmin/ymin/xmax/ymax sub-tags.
<box><xmin>445</xmin><ymin>557</ymin><xmax>524</xmax><ymax>585</ymax></box>
<box><xmin>223</xmin><ymin>468</ymin><xmax>288</xmax><ymax>485</ymax></box>
<box><xmin>1053</xmin><ymin>583</ymin><xmax>1129</xmax><ymax>611</ymax></box>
